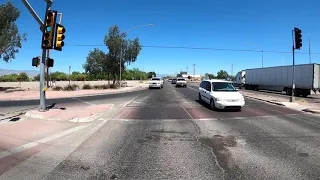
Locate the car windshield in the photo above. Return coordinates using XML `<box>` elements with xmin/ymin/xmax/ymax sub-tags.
<box><xmin>177</xmin><ymin>79</ymin><xmax>185</xmax><ymax>81</ymax></box>
<box><xmin>151</xmin><ymin>78</ymin><xmax>160</xmax><ymax>81</ymax></box>
<box><xmin>212</xmin><ymin>82</ymin><xmax>236</xmax><ymax>91</ymax></box>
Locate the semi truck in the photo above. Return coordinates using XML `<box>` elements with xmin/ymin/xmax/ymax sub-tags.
<box><xmin>235</xmin><ymin>64</ymin><xmax>320</xmax><ymax>97</ymax></box>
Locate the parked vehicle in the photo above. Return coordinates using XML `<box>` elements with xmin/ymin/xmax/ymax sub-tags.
<box><xmin>198</xmin><ymin>79</ymin><xmax>245</xmax><ymax>110</ymax></box>
<box><xmin>176</xmin><ymin>78</ymin><xmax>187</xmax><ymax>87</ymax></box>
<box><xmin>235</xmin><ymin>64</ymin><xmax>320</xmax><ymax>97</ymax></box>
<box><xmin>149</xmin><ymin>77</ymin><xmax>163</xmax><ymax>89</ymax></box>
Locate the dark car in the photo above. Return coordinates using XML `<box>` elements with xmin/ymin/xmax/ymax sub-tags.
<box><xmin>172</xmin><ymin>78</ymin><xmax>177</xmax><ymax>84</ymax></box>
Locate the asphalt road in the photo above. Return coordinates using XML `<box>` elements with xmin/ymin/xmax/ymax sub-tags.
<box><xmin>40</xmin><ymin>81</ymin><xmax>320</xmax><ymax>180</ymax></box>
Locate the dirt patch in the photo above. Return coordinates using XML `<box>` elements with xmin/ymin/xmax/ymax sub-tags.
<box><xmin>199</xmin><ymin>135</ymin><xmax>244</xmax><ymax>180</ymax></box>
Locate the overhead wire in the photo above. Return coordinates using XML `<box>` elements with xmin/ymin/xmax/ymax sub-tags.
<box><xmin>64</xmin><ymin>43</ymin><xmax>320</xmax><ymax>55</ymax></box>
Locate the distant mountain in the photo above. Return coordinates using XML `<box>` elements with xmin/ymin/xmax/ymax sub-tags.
<box><xmin>0</xmin><ymin>68</ymin><xmax>39</xmax><ymax>77</ymax></box>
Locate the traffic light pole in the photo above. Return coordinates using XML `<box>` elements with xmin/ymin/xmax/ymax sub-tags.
<box><xmin>46</xmin><ymin>50</ymin><xmax>50</xmax><ymax>88</ymax></box>
<box><xmin>290</xmin><ymin>30</ymin><xmax>296</xmax><ymax>103</ymax></box>
<box><xmin>39</xmin><ymin>2</ymin><xmax>53</xmax><ymax>111</ymax></box>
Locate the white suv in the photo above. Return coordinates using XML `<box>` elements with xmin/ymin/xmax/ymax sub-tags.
<box><xmin>176</xmin><ymin>78</ymin><xmax>187</xmax><ymax>87</ymax></box>
<box><xmin>198</xmin><ymin>79</ymin><xmax>245</xmax><ymax>110</ymax></box>
<box><xmin>149</xmin><ymin>77</ymin><xmax>163</xmax><ymax>89</ymax></box>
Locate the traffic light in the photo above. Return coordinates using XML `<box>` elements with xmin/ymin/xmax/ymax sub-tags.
<box><xmin>47</xmin><ymin>58</ymin><xmax>54</xmax><ymax>67</ymax></box>
<box><xmin>54</xmin><ymin>24</ymin><xmax>66</xmax><ymax>51</ymax></box>
<box><xmin>42</xmin><ymin>10</ymin><xmax>57</xmax><ymax>49</ymax></box>
<box><xmin>294</xmin><ymin>27</ymin><xmax>302</xmax><ymax>50</ymax></box>
<box><xmin>32</xmin><ymin>57</ymin><xmax>40</xmax><ymax>67</ymax></box>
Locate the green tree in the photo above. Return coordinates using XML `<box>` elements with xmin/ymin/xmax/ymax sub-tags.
<box><xmin>18</xmin><ymin>72</ymin><xmax>29</xmax><ymax>81</ymax></box>
<box><xmin>69</xmin><ymin>71</ymin><xmax>87</xmax><ymax>81</ymax></box>
<box><xmin>0</xmin><ymin>2</ymin><xmax>27</xmax><ymax>62</ymax></box>
<box><xmin>122</xmin><ymin>69</ymin><xmax>133</xmax><ymax>80</ymax></box>
<box><xmin>50</xmin><ymin>71</ymin><xmax>68</xmax><ymax>81</ymax></box>
<box><xmin>104</xmin><ymin>25</ymin><xmax>142</xmax><ymax>85</ymax></box>
<box><xmin>34</xmin><ymin>74</ymin><xmax>40</xmax><ymax>81</ymax></box>
<box><xmin>0</xmin><ymin>73</ymin><xmax>19</xmax><ymax>82</ymax></box>
<box><xmin>208</xmin><ymin>73</ymin><xmax>215</xmax><ymax>79</ymax></box>
<box><xmin>216</xmin><ymin>70</ymin><xmax>229</xmax><ymax>79</ymax></box>
<box><xmin>83</xmin><ymin>49</ymin><xmax>105</xmax><ymax>78</ymax></box>
<box><xmin>147</xmin><ymin>71</ymin><xmax>156</xmax><ymax>78</ymax></box>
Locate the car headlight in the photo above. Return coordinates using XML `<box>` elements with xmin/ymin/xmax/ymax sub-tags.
<box><xmin>214</xmin><ymin>97</ymin><xmax>222</xmax><ymax>101</ymax></box>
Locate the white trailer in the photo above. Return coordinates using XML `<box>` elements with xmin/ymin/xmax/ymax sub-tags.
<box><xmin>239</xmin><ymin>64</ymin><xmax>320</xmax><ymax>97</ymax></box>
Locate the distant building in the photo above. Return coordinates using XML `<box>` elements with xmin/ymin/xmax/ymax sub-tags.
<box><xmin>182</xmin><ymin>74</ymin><xmax>201</xmax><ymax>81</ymax></box>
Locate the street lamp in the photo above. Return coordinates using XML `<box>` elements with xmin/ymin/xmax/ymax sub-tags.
<box><xmin>119</xmin><ymin>24</ymin><xmax>154</xmax><ymax>88</ymax></box>
<box><xmin>245</xmin><ymin>42</ymin><xmax>264</xmax><ymax>68</ymax></box>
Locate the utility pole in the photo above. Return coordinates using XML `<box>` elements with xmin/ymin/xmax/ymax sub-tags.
<box><xmin>231</xmin><ymin>64</ymin><xmax>233</xmax><ymax>77</ymax></box>
<box><xmin>186</xmin><ymin>66</ymin><xmax>188</xmax><ymax>74</ymax></box>
<box><xmin>193</xmin><ymin>64</ymin><xmax>196</xmax><ymax>81</ymax></box>
<box><xmin>69</xmin><ymin>65</ymin><xmax>71</xmax><ymax>86</ymax></box>
<box><xmin>308</xmin><ymin>34</ymin><xmax>311</xmax><ymax>64</ymax></box>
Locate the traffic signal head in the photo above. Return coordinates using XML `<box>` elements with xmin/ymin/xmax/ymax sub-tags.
<box><xmin>294</xmin><ymin>27</ymin><xmax>302</xmax><ymax>50</ymax></box>
<box><xmin>46</xmin><ymin>58</ymin><xmax>54</xmax><ymax>67</ymax></box>
<box><xmin>54</xmin><ymin>24</ymin><xmax>66</xmax><ymax>51</ymax></box>
<box><xmin>32</xmin><ymin>57</ymin><xmax>40</xmax><ymax>67</ymax></box>
<box><xmin>42</xmin><ymin>10</ymin><xmax>57</xmax><ymax>49</ymax></box>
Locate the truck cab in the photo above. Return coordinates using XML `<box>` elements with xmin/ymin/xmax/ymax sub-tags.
<box><xmin>235</xmin><ymin>71</ymin><xmax>246</xmax><ymax>89</ymax></box>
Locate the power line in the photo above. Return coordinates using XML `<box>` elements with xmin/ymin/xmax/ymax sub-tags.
<box><xmin>64</xmin><ymin>43</ymin><xmax>320</xmax><ymax>55</ymax></box>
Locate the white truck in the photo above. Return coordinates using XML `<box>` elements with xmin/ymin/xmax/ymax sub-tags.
<box><xmin>235</xmin><ymin>64</ymin><xmax>320</xmax><ymax>97</ymax></box>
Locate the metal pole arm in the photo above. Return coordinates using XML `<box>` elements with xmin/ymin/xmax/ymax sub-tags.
<box><xmin>21</xmin><ymin>0</ymin><xmax>44</xmax><ymax>27</ymax></box>
<box><xmin>124</xmin><ymin>24</ymin><xmax>154</xmax><ymax>34</ymax></box>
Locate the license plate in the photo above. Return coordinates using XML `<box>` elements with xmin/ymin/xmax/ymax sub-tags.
<box><xmin>227</xmin><ymin>99</ymin><xmax>238</xmax><ymax>102</ymax></box>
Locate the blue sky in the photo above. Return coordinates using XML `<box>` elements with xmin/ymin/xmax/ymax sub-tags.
<box><xmin>1</xmin><ymin>0</ymin><xmax>320</xmax><ymax>76</ymax></box>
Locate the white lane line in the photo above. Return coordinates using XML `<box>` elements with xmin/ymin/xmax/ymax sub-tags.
<box><xmin>0</xmin><ymin>124</ymin><xmax>89</xmax><ymax>159</ymax></box>
<box><xmin>182</xmin><ymin>107</ymin><xmax>194</xmax><ymax>119</ymax></box>
<box><xmin>72</xmin><ymin>97</ymin><xmax>95</xmax><ymax>106</ymax></box>
<box><xmin>122</xmin><ymin>92</ymin><xmax>147</xmax><ymax>107</ymax></box>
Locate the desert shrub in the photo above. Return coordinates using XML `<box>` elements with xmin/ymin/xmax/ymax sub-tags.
<box><xmin>82</xmin><ymin>84</ymin><xmax>92</xmax><ymax>89</ymax></box>
<box><xmin>52</xmin><ymin>86</ymin><xmax>63</xmax><ymax>91</ymax></box>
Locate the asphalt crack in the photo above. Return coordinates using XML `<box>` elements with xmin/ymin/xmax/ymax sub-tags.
<box><xmin>189</xmin><ymin>120</ymin><xmax>227</xmax><ymax>180</ymax></box>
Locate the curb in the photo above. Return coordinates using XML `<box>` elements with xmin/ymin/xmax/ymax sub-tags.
<box><xmin>243</xmin><ymin>95</ymin><xmax>285</xmax><ymax>106</ymax></box>
<box><xmin>302</xmin><ymin>108</ymin><xmax>320</xmax><ymax>114</ymax></box>
<box><xmin>25</xmin><ymin>104</ymin><xmax>115</xmax><ymax>123</ymax></box>
<box><xmin>244</xmin><ymin>95</ymin><xmax>320</xmax><ymax>114</ymax></box>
